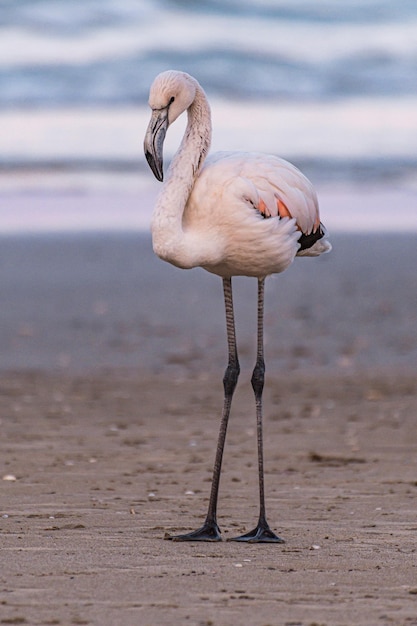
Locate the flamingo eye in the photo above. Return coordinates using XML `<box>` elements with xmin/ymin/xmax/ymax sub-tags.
<box><xmin>168</xmin><ymin>96</ymin><xmax>175</xmax><ymax>105</ymax></box>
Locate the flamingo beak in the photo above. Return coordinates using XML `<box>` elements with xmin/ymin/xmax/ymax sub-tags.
<box><xmin>144</xmin><ymin>107</ymin><xmax>169</xmax><ymax>182</ymax></box>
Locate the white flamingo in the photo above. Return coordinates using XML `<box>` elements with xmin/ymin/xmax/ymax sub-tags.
<box><xmin>144</xmin><ymin>70</ymin><xmax>331</xmax><ymax>543</ymax></box>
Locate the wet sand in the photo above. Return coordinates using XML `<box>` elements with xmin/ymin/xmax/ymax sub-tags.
<box><xmin>1</xmin><ymin>231</ymin><xmax>417</xmax><ymax>625</ymax></box>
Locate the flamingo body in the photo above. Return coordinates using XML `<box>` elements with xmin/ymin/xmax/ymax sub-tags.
<box><xmin>183</xmin><ymin>151</ymin><xmax>328</xmax><ymax>277</ymax></box>
<box><xmin>144</xmin><ymin>70</ymin><xmax>331</xmax><ymax>543</ymax></box>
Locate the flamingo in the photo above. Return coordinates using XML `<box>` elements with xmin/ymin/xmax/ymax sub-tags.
<box><xmin>144</xmin><ymin>70</ymin><xmax>331</xmax><ymax>543</ymax></box>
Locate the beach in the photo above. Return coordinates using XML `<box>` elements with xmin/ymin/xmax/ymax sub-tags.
<box><xmin>1</xmin><ymin>2</ymin><xmax>417</xmax><ymax>622</ymax></box>
<box><xmin>1</xmin><ymin>224</ymin><xmax>417</xmax><ymax>625</ymax></box>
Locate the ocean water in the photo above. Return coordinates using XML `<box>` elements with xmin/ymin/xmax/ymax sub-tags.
<box><xmin>1</xmin><ymin>0</ymin><xmax>417</xmax><ymax>106</ymax></box>
<box><xmin>0</xmin><ymin>0</ymin><xmax>416</xmax><ymax>230</ymax></box>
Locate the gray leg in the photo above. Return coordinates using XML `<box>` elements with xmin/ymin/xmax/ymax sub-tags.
<box><xmin>229</xmin><ymin>278</ymin><xmax>284</xmax><ymax>543</ymax></box>
<box><xmin>166</xmin><ymin>277</ymin><xmax>239</xmax><ymax>541</ymax></box>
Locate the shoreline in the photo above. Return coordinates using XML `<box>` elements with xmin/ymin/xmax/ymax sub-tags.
<box><xmin>1</xmin><ymin>183</ymin><xmax>416</xmax><ymax>235</ymax></box>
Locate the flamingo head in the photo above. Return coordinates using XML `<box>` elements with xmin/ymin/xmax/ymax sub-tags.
<box><xmin>144</xmin><ymin>70</ymin><xmax>197</xmax><ymax>181</ymax></box>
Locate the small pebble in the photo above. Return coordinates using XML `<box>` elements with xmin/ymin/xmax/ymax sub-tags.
<box><xmin>2</xmin><ymin>474</ymin><xmax>17</xmax><ymax>482</ymax></box>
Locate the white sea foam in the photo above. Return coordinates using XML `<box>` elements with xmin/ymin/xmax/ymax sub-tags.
<box><xmin>1</xmin><ymin>13</ymin><xmax>416</xmax><ymax>68</ymax></box>
<box><xmin>1</xmin><ymin>97</ymin><xmax>416</xmax><ymax>163</ymax></box>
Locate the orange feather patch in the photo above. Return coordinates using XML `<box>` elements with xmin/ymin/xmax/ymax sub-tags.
<box><xmin>257</xmin><ymin>197</ymin><xmax>320</xmax><ymax>236</ymax></box>
<box><xmin>277</xmin><ymin>198</ymin><xmax>320</xmax><ymax>235</ymax></box>
<box><xmin>277</xmin><ymin>199</ymin><xmax>293</xmax><ymax>220</ymax></box>
<box><xmin>258</xmin><ymin>198</ymin><xmax>272</xmax><ymax>218</ymax></box>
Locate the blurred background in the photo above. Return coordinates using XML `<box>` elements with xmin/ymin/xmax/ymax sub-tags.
<box><xmin>0</xmin><ymin>0</ymin><xmax>416</xmax><ymax>382</ymax></box>
<box><xmin>0</xmin><ymin>0</ymin><xmax>416</xmax><ymax>232</ymax></box>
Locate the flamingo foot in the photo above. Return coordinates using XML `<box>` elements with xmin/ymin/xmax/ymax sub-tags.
<box><xmin>164</xmin><ymin>520</ymin><xmax>222</xmax><ymax>542</ymax></box>
<box><xmin>228</xmin><ymin>520</ymin><xmax>285</xmax><ymax>543</ymax></box>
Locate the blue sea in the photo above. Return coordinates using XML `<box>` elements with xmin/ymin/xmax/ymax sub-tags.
<box><xmin>0</xmin><ymin>0</ymin><xmax>416</xmax><ymax>231</ymax></box>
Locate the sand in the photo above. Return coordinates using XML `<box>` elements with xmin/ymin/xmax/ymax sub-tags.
<box><xmin>1</xmin><ymin>231</ymin><xmax>417</xmax><ymax>626</ymax></box>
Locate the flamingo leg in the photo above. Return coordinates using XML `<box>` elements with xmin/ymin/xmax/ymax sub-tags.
<box><xmin>229</xmin><ymin>277</ymin><xmax>284</xmax><ymax>543</ymax></box>
<box><xmin>166</xmin><ymin>277</ymin><xmax>239</xmax><ymax>541</ymax></box>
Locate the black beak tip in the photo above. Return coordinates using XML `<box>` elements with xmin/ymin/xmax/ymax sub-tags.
<box><xmin>145</xmin><ymin>150</ymin><xmax>164</xmax><ymax>182</ymax></box>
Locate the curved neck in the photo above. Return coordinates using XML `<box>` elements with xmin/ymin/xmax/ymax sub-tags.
<box><xmin>151</xmin><ymin>83</ymin><xmax>212</xmax><ymax>253</ymax></box>
<box><xmin>168</xmin><ymin>84</ymin><xmax>212</xmax><ymax>189</ymax></box>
